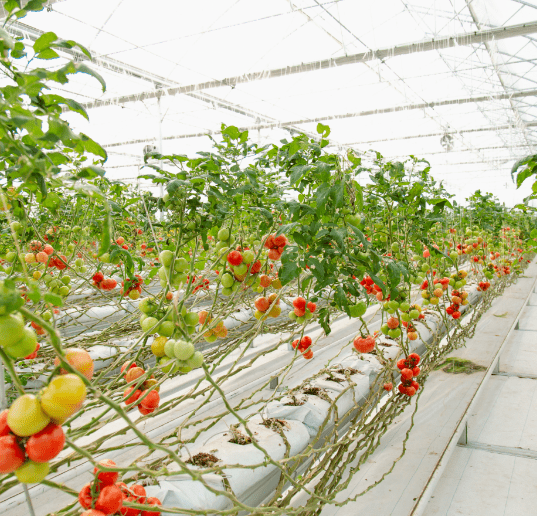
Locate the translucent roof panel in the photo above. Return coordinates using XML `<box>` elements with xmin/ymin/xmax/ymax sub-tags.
<box><xmin>6</xmin><ymin>0</ymin><xmax>535</xmax><ymax>205</ymax></box>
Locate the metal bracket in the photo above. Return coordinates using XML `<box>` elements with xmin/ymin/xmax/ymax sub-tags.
<box><xmin>492</xmin><ymin>357</ymin><xmax>500</xmax><ymax>375</ymax></box>
<box><xmin>269</xmin><ymin>376</ymin><xmax>279</xmax><ymax>390</ymax></box>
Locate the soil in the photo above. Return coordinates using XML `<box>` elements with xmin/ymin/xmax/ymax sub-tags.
<box><xmin>186</xmin><ymin>452</ymin><xmax>220</xmax><ymax>467</ymax></box>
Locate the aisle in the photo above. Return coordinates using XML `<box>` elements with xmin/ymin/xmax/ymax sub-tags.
<box><xmin>424</xmin><ymin>292</ymin><xmax>537</xmax><ymax>515</ymax></box>
<box><xmin>309</xmin><ymin>263</ymin><xmax>537</xmax><ymax>516</ymax></box>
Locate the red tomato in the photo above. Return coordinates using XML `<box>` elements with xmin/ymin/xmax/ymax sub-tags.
<box><xmin>0</xmin><ymin>409</ymin><xmax>10</xmax><ymax>436</ymax></box>
<box><xmin>26</xmin><ymin>423</ymin><xmax>65</xmax><ymax>462</ymax></box>
<box><xmin>93</xmin><ymin>459</ymin><xmax>118</xmax><ymax>486</ymax></box>
<box><xmin>0</xmin><ymin>435</ymin><xmax>25</xmax><ymax>473</ymax></box>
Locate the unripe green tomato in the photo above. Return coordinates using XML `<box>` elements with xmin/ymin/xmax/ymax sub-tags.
<box><xmin>174</xmin><ymin>257</ymin><xmax>188</xmax><ymax>272</ymax></box>
<box><xmin>242</xmin><ymin>250</ymin><xmax>255</xmax><ymax>264</ymax></box>
<box><xmin>455</xmin><ymin>280</ymin><xmax>464</xmax><ymax>289</ymax></box>
<box><xmin>234</xmin><ymin>263</ymin><xmax>248</xmax><ymax>276</ymax></box>
<box><xmin>79</xmin><ymin>266</ymin><xmax>87</xmax><ymax>273</ymax></box>
<box><xmin>158</xmin><ymin>321</ymin><xmax>175</xmax><ymax>337</ymax></box>
<box><xmin>59</xmin><ymin>286</ymin><xmax>70</xmax><ymax>297</ymax></box>
<box><xmin>421</xmin><ymin>263</ymin><xmax>430</xmax><ymax>272</ymax></box>
<box><xmin>381</xmin><ymin>323</ymin><xmax>390</xmax><ymax>335</ymax></box>
<box><xmin>164</xmin><ymin>339</ymin><xmax>176</xmax><ymax>358</ymax></box>
<box><xmin>217</xmin><ymin>228</ymin><xmax>230</xmax><ymax>242</ymax></box>
<box><xmin>387</xmin><ymin>308</ymin><xmax>395</xmax><ymax>314</ymax></box>
<box><xmin>159</xmin><ymin>250</ymin><xmax>174</xmax><ymax>267</ymax></box>
<box><xmin>400</xmin><ymin>302</ymin><xmax>411</xmax><ymax>311</ymax></box>
<box><xmin>400</xmin><ymin>313</ymin><xmax>411</xmax><ymax>322</ymax></box>
<box><xmin>304</xmin><ymin>310</ymin><xmax>313</xmax><ymax>320</ymax></box>
<box><xmin>409</xmin><ymin>309</ymin><xmax>420</xmax><ymax>319</ymax></box>
<box><xmin>231</xmin><ymin>282</ymin><xmax>240</xmax><ymax>292</ymax></box>
<box><xmin>380</xmin><ymin>234</ymin><xmax>387</xmax><ymax>242</ymax></box>
<box><xmin>100</xmin><ymin>253</ymin><xmax>110</xmax><ymax>263</ymax></box>
<box><xmin>422</xmin><ymin>299</ymin><xmax>430</xmax><ymax>306</ymax></box>
<box><xmin>160</xmin><ymin>356</ymin><xmax>179</xmax><ymax>374</ymax></box>
<box><xmin>187</xmin><ymin>351</ymin><xmax>204</xmax><ymax>369</ymax></box>
<box><xmin>61</xmin><ymin>276</ymin><xmax>71</xmax><ymax>285</ymax></box>
<box><xmin>388</xmin><ymin>328</ymin><xmax>401</xmax><ymax>338</ymax></box>
<box><xmin>349</xmin><ymin>302</ymin><xmax>367</xmax><ymax>318</ymax></box>
<box><xmin>388</xmin><ymin>300</ymin><xmax>399</xmax><ymax>310</ymax></box>
<box><xmin>141</xmin><ymin>317</ymin><xmax>159</xmax><ymax>334</ymax></box>
<box><xmin>296</xmin><ymin>316</ymin><xmax>306</xmax><ymax>324</ymax></box>
<box><xmin>449</xmin><ymin>278</ymin><xmax>455</xmax><ymax>286</ymax></box>
<box><xmin>5</xmin><ymin>251</ymin><xmax>16</xmax><ymax>263</ymax></box>
<box><xmin>430</xmin><ymin>296</ymin><xmax>439</xmax><ymax>305</ymax></box>
<box><xmin>391</xmin><ymin>242</ymin><xmax>399</xmax><ymax>252</ymax></box>
<box><xmin>184</xmin><ymin>312</ymin><xmax>198</xmax><ymax>327</ymax></box>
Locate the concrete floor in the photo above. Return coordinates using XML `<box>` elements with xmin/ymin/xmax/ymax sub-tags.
<box><xmin>424</xmin><ymin>319</ymin><xmax>537</xmax><ymax>516</ymax></box>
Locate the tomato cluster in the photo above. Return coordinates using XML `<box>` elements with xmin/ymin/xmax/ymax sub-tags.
<box><xmin>0</xmin><ymin>310</ymin><xmax>39</xmax><ymax>358</ymax></box>
<box><xmin>0</xmin><ymin>370</ymin><xmax>86</xmax><ymax>483</ymax></box>
<box><xmin>291</xmin><ymin>335</ymin><xmax>314</xmax><ymax>359</ymax></box>
<box><xmin>121</xmin><ymin>363</ymin><xmax>161</xmax><ymax>415</ymax></box>
<box><xmin>79</xmin><ymin>459</ymin><xmax>162</xmax><ymax>516</ymax></box>
<box><xmin>397</xmin><ymin>353</ymin><xmax>421</xmax><ymax>397</ymax></box>
<box><xmin>254</xmin><ymin>293</ymin><xmax>281</xmax><ymax>320</ymax></box>
<box><xmin>263</xmin><ymin>233</ymin><xmax>288</xmax><ymax>261</ymax></box>
<box><xmin>93</xmin><ymin>272</ymin><xmax>118</xmax><ymax>291</ymax></box>
<box><xmin>290</xmin><ymin>296</ymin><xmax>316</xmax><ymax>323</ymax></box>
<box><xmin>120</xmin><ymin>274</ymin><xmax>143</xmax><ymax>300</ymax></box>
<box><xmin>199</xmin><ymin>310</ymin><xmax>228</xmax><ymax>342</ymax></box>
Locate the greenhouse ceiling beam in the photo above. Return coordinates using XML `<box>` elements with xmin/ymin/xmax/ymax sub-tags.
<box><xmin>343</xmin><ymin>121</ymin><xmax>537</xmax><ymax>146</ymax></box>
<box><xmin>79</xmin><ymin>20</ymin><xmax>537</xmax><ymax>111</ymax></box>
<box><xmin>102</xmin><ymin>88</ymin><xmax>537</xmax><ymax>148</ymax></box>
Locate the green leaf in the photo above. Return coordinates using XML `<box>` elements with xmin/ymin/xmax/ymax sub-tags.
<box><xmin>44</xmin><ymin>292</ymin><xmax>63</xmax><ymax>307</ymax></box>
<box><xmin>58</xmin><ymin>62</ymin><xmax>106</xmax><ymax>92</ymax></box>
<box><xmin>81</xmin><ymin>135</ymin><xmax>107</xmax><ymax>158</ymax></box>
<box><xmin>33</xmin><ymin>32</ymin><xmax>57</xmax><ymax>53</ymax></box>
<box><xmin>36</xmin><ymin>48</ymin><xmax>59</xmax><ymax>60</ymax></box>
<box><xmin>290</xmin><ymin>165</ymin><xmax>312</xmax><ymax>186</ymax></box>
<box><xmin>279</xmin><ymin>260</ymin><xmax>300</xmax><ymax>284</ymax></box>
<box><xmin>31</xmin><ymin>172</ymin><xmax>47</xmax><ymax>200</ymax></box>
<box><xmin>316</xmin><ymin>122</ymin><xmax>330</xmax><ymax>137</ymax></box>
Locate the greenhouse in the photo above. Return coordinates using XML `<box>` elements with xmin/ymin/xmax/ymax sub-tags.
<box><xmin>0</xmin><ymin>1</ymin><xmax>536</xmax><ymax>515</ymax></box>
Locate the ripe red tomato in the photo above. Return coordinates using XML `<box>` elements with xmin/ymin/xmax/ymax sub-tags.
<box><xmin>94</xmin><ymin>484</ymin><xmax>123</xmax><ymax>515</ymax></box>
<box><xmin>0</xmin><ymin>435</ymin><xmax>25</xmax><ymax>473</ymax></box>
<box><xmin>93</xmin><ymin>459</ymin><xmax>119</xmax><ymax>486</ymax></box>
<box><xmin>0</xmin><ymin>409</ymin><xmax>10</xmax><ymax>436</ymax></box>
<box><xmin>141</xmin><ymin>498</ymin><xmax>162</xmax><ymax>516</ymax></box>
<box><xmin>26</xmin><ymin>423</ymin><xmax>65</xmax><ymax>463</ymax></box>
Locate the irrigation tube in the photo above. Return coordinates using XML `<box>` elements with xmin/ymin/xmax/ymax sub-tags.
<box><xmin>411</xmin><ymin>267</ymin><xmax>537</xmax><ymax>516</ymax></box>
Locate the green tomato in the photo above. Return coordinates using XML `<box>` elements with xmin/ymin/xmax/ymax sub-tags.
<box><xmin>400</xmin><ymin>313</ymin><xmax>411</xmax><ymax>323</ymax></box>
<box><xmin>159</xmin><ymin>250</ymin><xmax>174</xmax><ymax>267</ymax></box>
<box><xmin>184</xmin><ymin>312</ymin><xmax>199</xmax><ymax>327</ymax></box>
<box><xmin>160</xmin><ymin>356</ymin><xmax>179</xmax><ymax>374</ymax></box>
<box><xmin>242</xmin><ymin>250</ymin><xmax>255</xmax><ymax>264</ymax></box>
<box><xmin>164</xmin><ymin>339</ymin><xmax>177</xmax><ymax>358</ymax></box>
<box><xmin>381</xmin><ymin>323</ymin><xmax>390</xmax><ymax>335</ymax></box>
<box><xmin>177</xmin><ymin>361</ymin><xmax>193</xmax><ymax>374</ymax></box>
<box><xmin>409</xmin><ymin>309</ymin><xmax>420</xmax><ymax>319</ymax></box>
<box><xmin>0</xmin><ymin>313</ymin><xmax>25</xmax><ymax>348</ymax></box>
<box><xmin>174</xmin><ymin>257</ymin><xmax>189</xmax><ymax>272</ymax></box>
<box><xmin>15</xmin><ymin>460</ymin><xmax>50</xmax><ymax>484</ymax></box>
<box><xmin>100</xmin><ymin>253</ymin><xmax>110</xmax><ymax>263</ymax></box>
<box><xmin>388</xmin><ymin>328</ymin><xmax>401</xmax><ymax>338</ymax></box>
<box><xmin>158</xmin><ymin>321</ymin><xmax>175</xmax><ymax>337</ymax></box>
<box><xmin>139</xmin><ymin>297</ymin><xmax>158</xmax><ymax>315</ymax></box>
<box><xmin>217</xmin><ymin>228</ymin><xmax>230</xmax><ymax>242</ymax></box>
<box><xmin>61</xmin><ymin>276</ymin><xmax>71</xmax><ymax>285</ymax></box>
<box><xmin>59</xmin><ymin>286</ymin><xmax>70</xmax><ymax>297</ymax></box>
<box><xmin>388</xmin><ymin>300</ymin><xmax>399</xmax><ymax>310</ymax></box>
<box><xmin>187</xmin><ymin>351</ymin><xmax>204</xmax><ymax>369</ymax></box>
<box><xmin>399</xmin><ymin>302</ymin><xmax>410</xmax><ymax>312</ymax></box>
<box><xmin>5</xmin><ymin>251</ymin><xmax>16</xmax><ymax>263</ymax></box>
<box><xmin>5</xmin><ymin>327</ymin><xmax>38</xmax><ymax>359</ymax></box>
<box><xmin>141</xmin><ymin>317</ymin><xmax>159</xmax><ymax>334</ymax></box>
<box><xmin>221</xmin><ymin>273</ymin><xmax>234</xmax><ymax>288</ymax></box>
<box><xmin>234</xmin><ymin>263</ymin><xmax>248</xmax><ymax>276</ymax></box>
<box><xmin>349</xmin><ymin>302</ymin><xmax>367</xmax><ymax>318</ymax></box>
<box><xmin>221</xmin><ymin>287</ymin><xmax>233</xmax><ymax>296</ymax></box>
<box><xmin>174</xmin><ymin>340</ymin><xmax>195</xmax><ymax>360</ymax></box>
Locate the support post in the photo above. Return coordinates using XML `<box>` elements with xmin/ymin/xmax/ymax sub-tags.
<box><xmin>23</xmin><ymin>485</ymin><xmax>36</xmax><ymax>516</ymax></box>
<box><xmin>457</xmin><ymin>421</ymin><xmax>468</xmax><ymax>446</ymax></box>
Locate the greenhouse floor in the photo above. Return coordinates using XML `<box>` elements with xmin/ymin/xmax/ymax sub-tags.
<box><xmin>314</xmin><ymin>262</ymin><xmax>537</xmax><ymax>516</ymax></box>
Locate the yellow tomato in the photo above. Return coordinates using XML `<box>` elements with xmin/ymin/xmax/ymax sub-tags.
<box><xmin>7</xmin><ymin>394</ymin><xmax>50</xmax><ymax>437</ymax></box>
<box><xmin>40</xmin><ymin>374</ymin><xmax>86</xmax><ymax>423</ymax></box>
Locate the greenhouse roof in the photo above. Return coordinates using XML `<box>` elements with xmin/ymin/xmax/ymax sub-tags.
<box><xmin>10</xmin><ymin>0</ymin><xmax>537</xmax><ymax>205</ymax></box>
